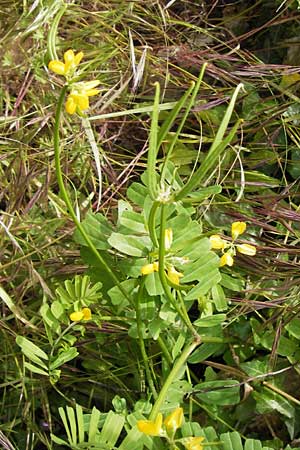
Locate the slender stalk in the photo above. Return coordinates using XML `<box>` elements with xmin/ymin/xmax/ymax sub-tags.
<box><xmin>54</xmin><ymin>86</ymin><xmax>131</xmax><ymax>303</ymax></box>
<box><xmin>157</xmin><ymin>335</ymin><xmax>172</xmax><ymax>367</ymax></box>
<box><xmin>148</xmin><ymin>201</ymin><xmax>160</xmax><ymax>248</ymax></box>
<box><xmin>136</xmin><ymin>280</ymin><xmax>158</xmax><ymax>400</ymax></box>
<box><xmin>149</xmin><ymin>337</ymin><xmax>201</xmax><ymax>420</ymax></box>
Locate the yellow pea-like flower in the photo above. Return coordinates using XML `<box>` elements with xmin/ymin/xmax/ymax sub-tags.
<box><xmin>231</xmin><ymin>221</ymin><xmax>246</xmax><ymax>240</ymax></box>
<box><xmin>48</xmin><ymin>49</ymin><xmax>84</xmax><ymax>77</ymax></box>
<box><xmin>141</xmin><ymin>262</ymin><xmax>159</xmax><ymax>275</ymax></box>
<box><xmin>237</xmin><ymin>243</ymin><xmax>256</xmax><ymax>256</ymax></box>
<box><xmin>137</xmin><ymin>413</ymin><xmax>163</xmax><ymax>436</ymax></box>
<box><xmin>164</xmin><ymin>407</ymin><xmax>183</xmax><ymax>434</ymax></box>
<box><xmin>167</xmin><ymin>266</ymin><xmax>183</xmax><ymax>285</ymax></box>
<box><xmin>210</xmin><ymin>234</ymin><xmax>226</xmax><ymax>250</ymax></box>
<box><xmin>65</xmin><ymin>81</ymin><xmax>100</xmax><ymax>115</ymax></box>
<box><xmin>82</xmin><ymin>307</ymin><xmax>92</xmax><ymax>321</ymax></box>
<box><xmin>183</xmin><ymin>436</ymin><xmax>205</xmax><ymax>450</ymax></box>
<box><xmin>69</xmin><ymin>307</ymin><xmax>91</xmax><ymax>322</ymax></box>
<box><xmin>220</xmin><ymin>252</ymin><xmax>234</xmax><ymax>267</ymax></box>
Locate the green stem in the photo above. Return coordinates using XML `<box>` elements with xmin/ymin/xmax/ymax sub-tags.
<box><xmin>157</xmin><ymin>335</ymin><xmax>172</xmax><ymax>367</ymax></box>
<box><xmin>54</xmin><ymin>86</ymin><xmax>131</xmax><ymax>303</ymax></box>
<box><xmin>136</xmin><ymin>280</ymin><xmax>158</xmax><ymax>400</ymax></box>
<box><xmin>158</xmin><ymin>205</ymin><xmax>197</xmax><ymax>337</ymax></box>
<box><xmin>148</xmin><ymin>201</ymin><xmax>160</xmax><ymax>248</ymax></box>
<box><xmin>149</xmin><ymin>337</ymin><xmax>201</xmax><ymax>420</ymax></box>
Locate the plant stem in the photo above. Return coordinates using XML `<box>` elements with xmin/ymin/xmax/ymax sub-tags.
<box><xmin>136</xmin><ymin>280</ymin><xmax>158</xmax><ymax>400</ymax></box>
<box><xmin>149</xmin><ymin>337</ymin><xmax>201</xmax><ymax>420</ymax></box>
<box><xmin>54</xmin><ymin>86</ymin><xmax>132</xmax><ymax>304</ymax></box>
<box><xmin>158</xmin><ymin>205</ymin><xmax>197</xmax><ymax>337</ymax></box>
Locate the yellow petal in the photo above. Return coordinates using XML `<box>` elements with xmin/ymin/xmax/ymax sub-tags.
<box><xmin>141</xmin><ymin>263</ymin><xmax>155</xmax><ymax>275</ymax></box>
<box><xmin>70</xmin><ymin>311</ymin><xmax>84</xmax><ymax>321</ymax></box>
<box><xmin>220</xmin><ymin>252</ymin><xmax>234</xmax><ymax>267</ymax></box>
<box><xmin>71</xmin><ymin>93</ymin><xmax>89</xmax><ymax>111</ymax></box>
<box><xmin>164</xmin><ymin>228</ymin><xmax>173</xmax><ymax>250</ymax></box>
<box><xmin>137</xmin><ymin>413</ymin><xmax>163</xmax><ymax>436</ymax></box>
<box><xmin>64</xmin><ymin>49</ymin><xmax>75</xmax><ymax>65</ymax></box>
<box><xmin>153</xmin><ymin>261</ymin><xmax>159</xmax><ymax>272</ymax></box>
<box><xmin>164</xmin><ymin>407</ymin><xmax>183</xmax><ymax>434</ymax></box>
<box><xmin>48</xmin><ymin>60</ymin><xmax>66</xmax><ymax>75</ymax></box>
<box><xmin>82</xmin><ymin>307</ymin><xmax>92</xmax><ymax>321</ymax></box>
<box><xmin>210</xmin><ymin>234</ymin><xmax>226</xmax><ymax>250</ymax></box>
<box><xmin>167</xmin><ymin>266</ymin><xmax>183</xmax><ymax>285</ymax></box>
<box><xmin>74</xmin><ymin>51</ymin><xmax>84</xmax><ymax>66</ymax></box>
<box><xmin>237</xmin><ymin>243</ymin><xmax>256</xmax><ymax>256</ymax></box>
<box><xmin>86</xmin><ymin>89</ymin><xmax>100</xmax><ymax>97</ymax></box>
<box><xmin>183</xmin><ymin>436</ymin><xmax>205</xmax><ymax>450</ymax></box>
<box><xmin>65</xmin><ymin>96</ymin><xmax>77</xmax><ymax>115</ymax></box>
<box><xmin>231</xmin><ymin>221</ymin><xmax>246</xmax><ymax>240</ymax></box>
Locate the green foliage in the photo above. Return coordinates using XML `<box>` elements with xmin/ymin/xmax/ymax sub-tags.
<box><xmin>3</xmin><ymin>1</ymin><xmax>300</xmax><ymax>449</ymax></box>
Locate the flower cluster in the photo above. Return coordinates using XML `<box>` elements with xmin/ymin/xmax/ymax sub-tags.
<box><xmin>137</xmin><ymin>408</ymin><xmax>204</xmax><ymax>450</ymax></box>
<box><xmin>48</xmin><ymin>49</ymin><xmax>100</xmax><ymax>115</ymax></box>
<box><xmin>141</xmin><ymin>228</ymin><xmax>184</xmax><ymax>285</ymax></box>
<box><xmin>210</xmin><ymin>221</ymin><xmax>256</xmax><ymax>267</ymax></box>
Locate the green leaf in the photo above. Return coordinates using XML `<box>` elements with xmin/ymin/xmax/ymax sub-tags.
<box><xmin>66</xmin><ymin>406</ymin><xmax>77</xmax><ymax>445</ymax></box>
<box><xmin>183</xmin><ymin>185</ymin><xmax>222</xmax><ymax>202</ymax></box>
<box><xmin>194</xmin><ymin>314</ymin><xmax>226</xmax><ymax>328</ymax></box>
<box><xmin>16</xmin><ymin>336</ymin><xmax>49</xmax><ymax>368</ymax></box>
<box><xmin>254</xmin><ymin>388</ymin><xmax>295</xmax><ymax>419</ymax></box>
<box><xmin>182</xmin><ymin>252</ymin><xmax>219</xmax><ymax>283</ymax></box>
<box><xmin>220</xmin><ymin>431</ymin><xmax>243</xmax><ymax>450</ymax></box>
<box><xmin>127</xmin><ymin>182</ymin><xmax>149</xmax><ymax>207</ymax></box>
<box><xmin>185</xmin><ymin>270</ymin><xmax>221</xmax><ymax>300</ymax></box>
<box><xmin>108</xmin><ymin>279</ymin><xmax>137</xmax><ymax>309</ymax></box>
<box><xmin>88</xmin><ymin>406</ymin><xmax>101</xmax><ymax>444</ymax></box>
<box><xmin>49</xmin><ymin>347</ymin><xmax>79</xmax><ymax>370</ymax></box>
<box><xmin>221</xmin><ymin>273</ymin><xmax>244</xmax><ymax>291</ymax></box>
<box><xmin>24</xmin><ymin>362</ymin><xmax>49</xmax><ymax>376</ymax></box>
<box><xmin>74</xmin><ymin>212</ymin><xmax>112</xmax><ymax>250</ymax></box>
<box><xmin>195</xmin><ymin>380</ymin><xmax>240</xmax><ymax>405</ymax></box>
<box><xmin>51</xmin><ymin>300</ymin><xmax>65</xmax><ymax>319</ymax></box>
<box><xmin>99</xmin><ymin>410</ymin><xmax>125</xmax><ymax>448</ymax></box>
<box><xmin>40</xmin><ymin>303</ymin><xmax>61</xmax><ymax>333</ymax></box>
<box><xmin>188</xmin><ymin>343</ymin><xmax>224</xmax><ymax>364</ymax></box>
<box><xmin>76</xmin><ymin>404</ymin><xmax>85</xmax><ymax>443</ymax></box>
<box><xmin>145</xmin><ymin>271</ymin><xmax>164</xmax><ymax>296</ymax></box>
<box><xmin>286</xmin><ymin>318</ymin><xmax>300</xmax><ymax>340</ymax></box>
<box><xmin>108</xmin><ymin>232</ymin><xmax>150</xmax><ymax>257</ymax></box>
<box><xmin>50</xmin><ymin>434</ymin><xmax>69</xmax><ymax>445</ymax></box>
<box><xmin>244</xmin><ymin>439</ymin><xmax>263</xmax><ymax>450</ymax></box>
<box><xmin>211</xmin><ymin>285</ymin><xmax>228</xmax><ymax>311</ymax></box>
<box><xmin>120</xmin><ymin>210</ymin><xmax>147</xmax><ymax>234</ymax></box>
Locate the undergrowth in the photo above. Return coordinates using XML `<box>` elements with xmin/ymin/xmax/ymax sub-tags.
<box><xmin>1</xmin><ymin>1</ymin><xmax>300</xmax><ymax>449</ymax></box>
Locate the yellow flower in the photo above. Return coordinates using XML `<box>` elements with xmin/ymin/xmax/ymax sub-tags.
<box><xmin>137</xmin><ymin>413</ymin><xmax>163</xmax><ymax>436</ymax></box>
<box><xmin>237</xmin><ymin>243</ymin><xmax>256</xmax><ymax>256</ymax></box>
<box><xmin>167</xmin><ymin>266</ymin><xmax>183</xmax><ymax>285</ymax></box>
<box><xmin>210</xmin><ymin>234</ymin><xmax>226</xmax><ymax>250</ymax></box>
<box><xmin>164</xmin><ymin>407</ymin><xmax>183</xmax><ymax>435</ymax></box>
<box><xmin>220</xmin><ymin>252</ymin><xmax>234</xmax><ymax>267</ymax></box>
<box><xmin>183</xmin><ymin>436</ymin><xmax>205</xmax><ymax>450</ymax></box>
<box><xmin>231</xmin><ymin>221</ymin><xmax>246</xmax><ymax>240</ymax></box>
<box><xmin>48</xmin><ymin>49</ymin><xmax>84</xmax><ymax>77</ymax></box>
<box><xmin>70</xmin><ymin>307</ymin><xmax>92</xmax><ymax>322</ymax></box>
<box><xmin>164</xmin><ymin>228</ymin><xmax>173</xmax><ymax>250</ymax></box>
<box><xmin>65</xmin><ymin>81</ymin><xmax>100</xmax><ymax>115</ymax></box>
<box><xmin>141</xmin><ymin>261</ymin><xmax>159</xmax><ymax>275</ymax></box>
